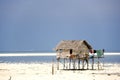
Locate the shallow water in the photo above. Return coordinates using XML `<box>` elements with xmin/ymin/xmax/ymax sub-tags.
<box><xmin>0</xmin><ymin>53</ymin><xmax>120</xmax><ymax>63</ymax></box>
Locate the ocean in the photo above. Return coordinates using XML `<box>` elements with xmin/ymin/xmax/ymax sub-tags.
<box><xmin>0</xmin><ymin>53</ymin><xmax>120</xmax><ymax>64</ymax></box>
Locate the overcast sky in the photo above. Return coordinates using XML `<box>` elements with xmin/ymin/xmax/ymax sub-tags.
<box><xmin>0</xmin><ymin>0</ymin><xmax>120</xmax><ymax>52</ymax></box>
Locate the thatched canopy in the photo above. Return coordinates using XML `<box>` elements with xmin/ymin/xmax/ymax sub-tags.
<box><xmin>55</xmin><ymin>40</ymin><xmax>92</xmax><ymax>51</ymax></box>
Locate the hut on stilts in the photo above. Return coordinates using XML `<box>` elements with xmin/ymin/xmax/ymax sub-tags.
<box><xmin>55</xmin><ymin>40</ymin><xmax>104</xmax><ymax>70</ymax></box>
<box><xmin>90</xmin><ymin>49</ymin><xmax>105</xmax><ymax>70</ymax></box>
<box><xmin>55</xmin><ymin>40</ymin><xmax>92</xmax><ymax>70</ymax></box>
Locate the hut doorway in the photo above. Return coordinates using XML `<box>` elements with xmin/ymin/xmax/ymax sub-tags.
<box><xmin>70</xmin><ymin>49</ymin><xmax>72</xmax><ymax>54</ymax></box>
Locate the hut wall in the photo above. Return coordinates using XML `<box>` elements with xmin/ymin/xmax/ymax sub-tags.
<box><xmin>56</xmin><ymin>49</ymin><xmax>70</xmax><ymax>58</ymax></box>
<box><xmin>56</xmin><ymin>44</ymin><xmax>90</xmax><ymax>59</ymax></box>
<box><xmin>56</xmin><ymin>49</ymin><xmax>79</xmax><ymax>58</ymax></box>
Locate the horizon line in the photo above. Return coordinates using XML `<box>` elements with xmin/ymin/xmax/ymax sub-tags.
<box><xmin>0</xmin><ymin>52</ymin><xmax>120</xmax><ymax>56</ymax></box>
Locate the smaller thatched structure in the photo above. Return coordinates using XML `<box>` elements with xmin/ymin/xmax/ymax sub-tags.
<box><xmin>55</xmin><ymin>40</ymin><xmax>92</xmax><ymax>59</ymax></box>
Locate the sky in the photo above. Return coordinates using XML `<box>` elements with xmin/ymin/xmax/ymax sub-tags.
<box><xmin>0</xmin><ymin>0</ymin><xmax>120</xmax><ymax>52</ymax></box>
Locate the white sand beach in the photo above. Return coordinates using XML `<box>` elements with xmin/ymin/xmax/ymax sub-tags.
<box><xmin>0</xmin><ymin>62</ymin><xmax>120</xmax><ymax>80</ymax></box>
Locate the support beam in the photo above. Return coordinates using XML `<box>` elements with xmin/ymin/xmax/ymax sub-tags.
<box><xmin>92</xmin><ymin>56</ymin><xmax>94</xmax><ymax>70</ymax></box>
<box><xmin>73</xmin><ymin>59</ymin><xmax>76</xmax><ymax>69</ymax></box>
<box><xmin>82</xmin><ymin>59</ymin><xmax>84</xmax><ymax>69</ymax></box>
<box><xmin>63</xmin><ymin>58</ymin><xmax>65</xmax><ymax>69</ymax></box>
<box><xmin>86</xmin><ymin>59</ymin><xmax>89</xmax><ymax>70</ymax></box>
<box><xmin>98</xmin><ymin>57</ymin><xmax>100</xmax><ymax>70</ymax></box>
<box><xmin>57</xmin><ymin>58</ymin><xmax>59</xmax><ymax>70</ymax></box>
<box><xmin>69</xmin><ymin>58</ymin><xmax>71</xmax><ymax>69</ymax></box>
<box><xmin>78</xmin><ymin>59</ymin><xmax>80</xmax><ymax>69</ymax></box>
<box><xmin>52</xmin><ymin>59</ymin><xmax>54</xmax><ymax>75</ymax></box>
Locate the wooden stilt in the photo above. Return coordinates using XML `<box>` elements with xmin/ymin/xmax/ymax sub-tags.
<box><xmin>73</xmin><ymin>59</ymin><xmax>74</xmax><ymax>69</ymax></box>
<box><xmin>52</xmin><ymin>59</ymin><xmax>54</xmax><ymax>75</ymax></box>
<box><xmin>78</xmin><ymin>59</ymin><xmax>80</xmax><ymax>69</ymax></box>
<box><xmin>98</xmin><ymin>57</ymin><xmax>100</xmax><ymax>70</ymax></box>
<box><xmin>57</xmin><ymin>58</ymin><xmax>59</xmax><ymax>70</ymax></box>
<box><xmin>103</xmin><ymin>55</ymin><xmax>104</xmax><ymax>69</ymax></box>
<box><xmin>69</xmin><ymin>58</ymin><xmax>71</xmax><ymax>69</ymax></box>
<box><xmin>66</xmin><ymin>58</ymin><xmax>68</xmax><ymax>69</ymax></box>
<box><xmin>82</xmin><ymin>59</ymin><xmax>84</xmax><ymax>69</ymax></box>
<box><xmin>73</xmin><ymin>59</ymin><xmax>75</xmax><ymax>69</ymax></box>
<box><xmin>103</xmin><ymin>57</ymin><xmax>104</xmax><ymax>69</ymax></box>
<box><xmin>74</xmin><ymin>59</ymin><xmax>76</xmax><ymax>69</ymax></box>
<box><xmin>86</xmin><ymin>59</ymin><xmax>89</xmax><ymax>69</ymax></box>
<box><xmin>92</xmin><ymin>55</ymin><xmax>94</xmax><ymax>70</ymax></box>
<box><xmin>63</xmin><ymin>58</ymin><xmax>65</xmax><ymax>69</ymax></box>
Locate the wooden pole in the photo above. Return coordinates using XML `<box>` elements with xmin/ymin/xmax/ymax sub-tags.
<box><xmin>73</xmin><ymin>59</ymin><xmax>76</xmax><ymax>69</ymax></box>
<box><xmin>66</xmin><ymin>58</ymin><xmax>69</xmax><ymax>69</ymax></box>
<box><xmin>98</xmin><ymin>57</ymin><xmax>100</xmax><ymax>70</ymax></box>
<box><xmin>92</xmin><ymin>55</ymin><xmax>94</xmax><ymax>70</ymax></box>
<box><xmin>69</xmin><ymin>58</ymin><xmax>71</xmax><ymax>69</ymax></box>
<box><xmin>52</xmin><ymin>59</ymin><xmax>54</xmax><ymax>75</ymax></box>
<box><xmin>73</xmin><ymin>59</ymin><xmax>74</xmax><ymax>69</ymax></box>
<box><xmin>78</xmin><ymin>59</ymin><xmax>80</xmax><ymax>69</ymax></box>
<box><xmin>57</xmin><ymin>58</ymin><xmax>59</xmax><ymax>70</ymax></box>
<box><xmin>86</xmin><ymin>59</ymin><xmax>89</xmax><ymax>70</ymax></box>
<box><xmin>103</xmin><ymin>54</ymin><xmax>104</xmax><ymax>70</ymax></box>
<box><xmin>63</xmin><ymin>58</ymin><xmax>65</xmax><ymax>69</ymax></box>
<box><xmin>82</xmin><ymin>59</ymin><xmax>84</xmax><ymax>69</ymax></box>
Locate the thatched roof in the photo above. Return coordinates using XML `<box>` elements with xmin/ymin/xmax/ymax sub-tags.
<box><xmin>55</xmin><ymin>40</ymin><xmax>92</xmax><ymax>51</ymax></box>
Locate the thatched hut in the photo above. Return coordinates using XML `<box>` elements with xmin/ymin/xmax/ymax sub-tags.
<box><xmin>55</xmin><ymin>40</ymin><xmax>92</xmax><ymax>58</ymax></box>
<box><xmin>55</xmin><ymin>40</ymin><xmax>92</xmax><ymax>70</ymax></box>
